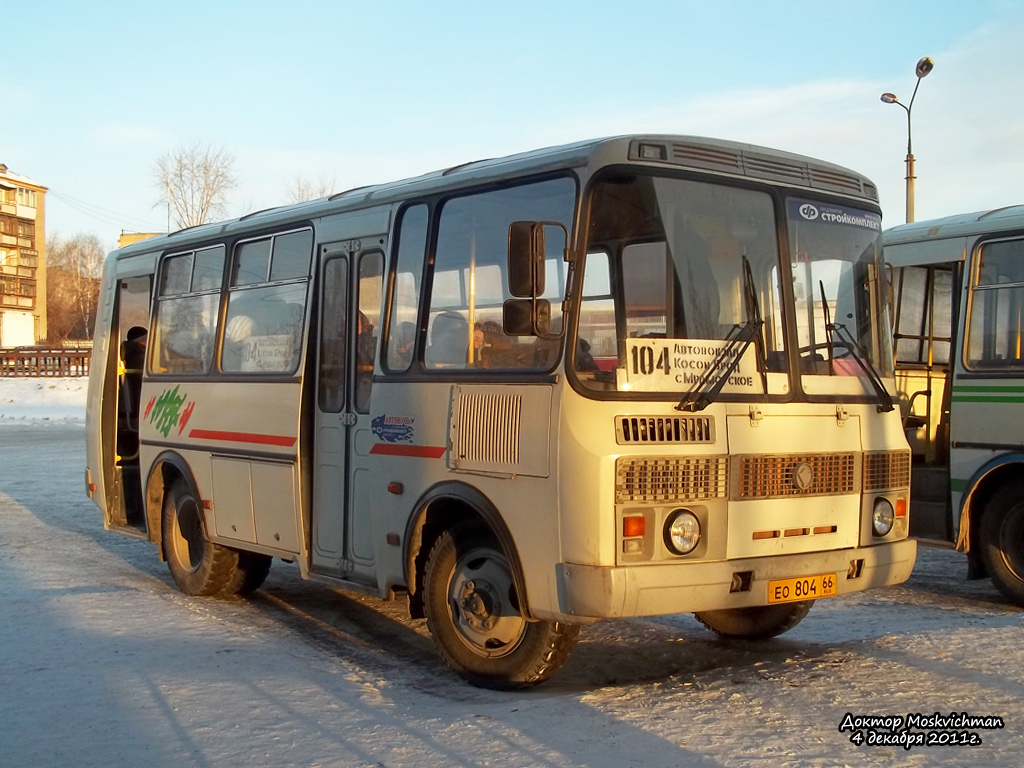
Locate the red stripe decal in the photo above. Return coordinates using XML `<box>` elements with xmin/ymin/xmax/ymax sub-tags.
<box><xmin>370</xmin><ymin>443</ymin><xmax>447</xmax><ymax>459</ymax></box>
<box><xmin>189</xmin><ymin>429</ymin><xmax>297</xmax><ymax>448</ymax></box>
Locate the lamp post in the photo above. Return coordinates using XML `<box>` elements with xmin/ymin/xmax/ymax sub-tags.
<box><xmin>880</xmin><ymin>57</ymin><xmax>934</xmax><ymax>223</ymax></box>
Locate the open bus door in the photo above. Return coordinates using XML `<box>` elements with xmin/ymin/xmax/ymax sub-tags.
<box><xmin>99</xmin><ymin>275</ymin><xmax>152</xmax><ymax>535</ymax></box>
<box><xmin>892</xmin><ymin>261</ymin><xmax>960</xmax><ymax>542</ymax></box>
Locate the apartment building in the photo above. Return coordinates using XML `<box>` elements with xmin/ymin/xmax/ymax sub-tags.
<box><xmin>0</xmin><ymin>163</ymin><xmax>46</xmax><ymax>345</ymax></box>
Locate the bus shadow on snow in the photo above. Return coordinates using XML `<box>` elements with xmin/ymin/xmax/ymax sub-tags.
<box><xmin>234</xmin><ymin>560</ymin><xmax>994</xmax><ymax>697</ymax></box>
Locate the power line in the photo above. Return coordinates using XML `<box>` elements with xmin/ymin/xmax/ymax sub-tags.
<box><xmin>47</xmin><ymin>189</ymin><xmax>166</xmax><ymax>232</ymax></box>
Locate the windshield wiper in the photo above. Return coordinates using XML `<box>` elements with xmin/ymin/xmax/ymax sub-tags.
<box><xmin>675</xmin><ymin>322</ymin><xmax>759</xmax><ymax>412</ymax></box>
<box><xmin>822</xmin><ymin>301</ymin><xmax>894</xmax><ymax>413</ymax></box>
<box><xmin>676</xmin><ymin>256</ymin><xmax>766</xmax><ymax>412</ymax></box>
<box><xmin>742</xmin><ymin>255</ymin><xmax>769</xmax><ymax>393</ymax></box>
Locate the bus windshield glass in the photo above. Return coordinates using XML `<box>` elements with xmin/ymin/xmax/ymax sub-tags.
<box><xmin>573</xmin><ymin>172</ymin><xmax>892</xmax><ymax>400</ymax></box>
<box><xmin>786</xmin><ymin>197</ymin><xmax>894</xmax><ymax>393</ymax></box>
<box><xmin>576</xmin><ymin>172</ymin><xmax>783</xmax><ymax>397</ymax></box>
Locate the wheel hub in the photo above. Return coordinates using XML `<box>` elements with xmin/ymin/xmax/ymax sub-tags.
<box><xmin>447</xmin><ymin>548</ymin><xmax>527</xmax><ymax>657</ymax></box>
<box><xmin>458</xmin><ymin>579</ymin><xmax>499</xmax><ymax>631</ymax></box>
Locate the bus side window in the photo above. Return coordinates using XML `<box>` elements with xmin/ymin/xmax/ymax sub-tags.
<box><xmin>968</xmin><ymin>238</ymin><xmax>1024</xmax><ymax>369</ymax></box>
<box><xmin>384</xmin><ymin>204</ymin><xmax>427</xmax><ymax>372</ymax></box>
<box><xmin>424</xmin><ymin>178</ymin><xmax>574</xmax><ymax>372</ymax></box>
<box><xmin>220</xmin><ymin>230</ymin><xmax>311</xmax><ymax>374</ymax></box>
<box><xmin>318</xmin><ymin>256</ymin><xmax>348</xmax><ymax>413</ymax></box>
<box><xmin>152</xmin><ymin>247</ymin><xmax>224</xmax><ymax>374</ymax></box>
<box><xmin>355</xmin><ymin>252</ymin><xmax>384</xmax><ymax>412</ymax></box>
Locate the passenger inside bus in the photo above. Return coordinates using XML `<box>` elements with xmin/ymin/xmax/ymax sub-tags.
<box><xmin>120</xmin><ymin>326</ymin><xmax>147</xmax><ymax>436</ymax></box>
<box><xmin>355</xmin><ymin>311</ymin><xmax>376</xmax><ymax>410</ymax></box>
<box><xmin>391</xmin><ymin>321</ymin><xmax>417</xmax><ymax>369</ymax></box>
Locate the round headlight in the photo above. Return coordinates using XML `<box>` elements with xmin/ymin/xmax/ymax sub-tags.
<box><xmin>872</xmin><ymin>498</ymin><xmax>895</xmax><ymax>537</ymax></box>
<box><xmin>664</xmin><ymin>509</ymin><xmax>701</xmax><ymax>555</ymax></box>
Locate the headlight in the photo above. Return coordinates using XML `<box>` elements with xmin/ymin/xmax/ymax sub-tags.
<box><xmin>664</xmin><ymin>509</ymin><xmax>701</xmax><ymax>555</ymax></box>
<box><xmin>872</xmin><ymin>498</ymin><xmax>895</xmax><ymax>537</ymax></box>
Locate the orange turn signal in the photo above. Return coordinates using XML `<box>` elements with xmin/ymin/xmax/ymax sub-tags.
<box><xmin>895</xmin><ymin>498</ymin><xmax>907</xmax><ymax>517</ymax></box>
<box><xmin>623</xmin><ymin>516</ymin><xmax>645</xmax><ymax>538</ymax></box>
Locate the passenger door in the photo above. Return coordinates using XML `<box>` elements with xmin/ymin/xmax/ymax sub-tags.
<box><xmin>311</xmin><ymin>240</ymin><xmax>385</xmax><ymax>583</ymax></box>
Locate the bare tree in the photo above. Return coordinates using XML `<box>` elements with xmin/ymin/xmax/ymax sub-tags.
<box><xmin>45</xmin><ymin>234</ymin><xmax>105</xmax><ymax>342</ymax></box>
<box><xmin>287</xmin><ymin>173</ymin><xmax>337</xmax><ymax>203</ymax></box>
<box><xmin>153</xmin><ymin>142</ymin><xmax>237</xmax><ymax>229</ymax></box>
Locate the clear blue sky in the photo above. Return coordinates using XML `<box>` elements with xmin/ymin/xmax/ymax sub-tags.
<box><xmin>4</xmin><ymin>0</ymin><xmax>1024</xmax><ymax>249</ymax></box>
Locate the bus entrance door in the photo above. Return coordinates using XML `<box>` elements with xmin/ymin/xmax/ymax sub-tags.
<box><xmin>310</xmin><ymin>242</ymin><xmax>385</xmax><ymax>584</ymax></box>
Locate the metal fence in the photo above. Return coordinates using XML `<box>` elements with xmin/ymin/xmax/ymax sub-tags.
<box><xmin>0</xmin><ymin>348</ymin><xmax>92</xmax><ymax>377</ymax></box>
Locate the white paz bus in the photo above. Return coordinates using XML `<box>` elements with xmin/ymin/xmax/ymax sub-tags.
<box><xmin>86</xmin><ymin>135</ymin><xmax>916</xmax><ymax>688</ymax></box>
<box><xmin>886</xmin><ymin>205</ymin><xmax>1024</xmax><ymax>605</ymax></box>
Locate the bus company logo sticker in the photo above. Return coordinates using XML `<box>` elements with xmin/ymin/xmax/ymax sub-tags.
<box><xmin>145</xmin><ymin>385</ymin><xmax>196</xmax><ymax>438</ymax></box>
<box><xmin>789</xmin><ymin>198</ymin><xmax>882</xmax><ymax>232</ymax></box>
<box><xmin>372</xmin><ymin>414</ymin><xmax>415</xmax><ymax>443</ymax></box>
<box><xmin>798</xmin><ymin>203</ymin><xmax>820</xmax><ymax>221</ymax></box>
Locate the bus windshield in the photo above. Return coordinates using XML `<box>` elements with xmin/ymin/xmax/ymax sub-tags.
<box><xmin>573</xmin><ymin>172</ymin><xmax>892</xmax><ymax>400</ymax></box>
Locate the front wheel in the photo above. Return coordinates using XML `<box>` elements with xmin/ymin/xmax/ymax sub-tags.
<box><xmin>695</xmin><ymin>601</ymin><xmax>813</xmax><ymax>639</ymax></box>
<box><xmin>423</xmin><ymin>523</ymin><xmax>579</xmax><ymax>689</ymax></box>
<box><xmin>162</xmin><ymin>478</ymin><xmax>271</xmax><ymax>597</ymax></box>
<box><xmin>979</xmin><ymin>481</ymin><xmax>1024</xmax><ymax>607</ymax></box>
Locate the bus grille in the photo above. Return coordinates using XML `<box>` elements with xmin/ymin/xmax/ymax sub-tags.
<box><xmin>863</xmin><ymin>450</ymin><xmax>911</xmax><ymax>491</ymax></box>
<box><xmin>735</xmin><ymin>453</ymin><xmax>856</xmax><ymax>499</ymax></box>
<box><xmin>616</xmin><ymin>456</ymin><xmax>728</xmax><ymax>504</ymax></box>
<box><xmin>616</xmin><ymin>415</ymin><xmax>714</xmax><ymax>445</ymax></box>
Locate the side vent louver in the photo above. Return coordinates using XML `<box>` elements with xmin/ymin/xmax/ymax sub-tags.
<box><xmin>456</xmin><ymin>392</ymin><xmax>521</xmax><ymax>465</ymax></box>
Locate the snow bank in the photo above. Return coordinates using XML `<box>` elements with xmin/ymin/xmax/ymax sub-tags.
<box><xmin>0</xmin><ymin>377</ymin><xmax>88</xmax><ymax>424</ymax></box>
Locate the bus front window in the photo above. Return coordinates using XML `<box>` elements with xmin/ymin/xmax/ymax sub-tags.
<box><xmin>576</xmin><ymin>173</ymin><xmax>785</xmax><ymax>397</ymax></box>
<box><xmin>786</xmin><ymin>198</ymin><xmax>894</xmax><ymax>401</ymax></box>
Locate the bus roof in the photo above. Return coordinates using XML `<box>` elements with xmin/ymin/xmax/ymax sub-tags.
<box><xmin>884</xmin><ymin>204</ymin><xmax>1024</xmax><ymax>246</ymax></box>
<box><xmin>110</xmin><ymin>134</ymin><xmax>879</xmax><ymax>261</ymax></box>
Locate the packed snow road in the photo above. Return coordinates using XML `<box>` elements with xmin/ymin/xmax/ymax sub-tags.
<box><xmin>1</xmin><ymin>423</ymin><xmax>1022</xmax><ymax>768</ymax></box>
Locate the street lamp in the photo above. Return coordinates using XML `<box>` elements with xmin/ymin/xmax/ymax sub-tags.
<box><xmin>880</xmin><ymin>56</ymin><xmax>934</xmax><ymax>223</ymax></box>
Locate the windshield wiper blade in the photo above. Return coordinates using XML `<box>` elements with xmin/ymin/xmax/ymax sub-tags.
<box><xmin>675</xmin><ymin>321</ymin><xmax>758</xmax><ymax>412</ymax></box>
<box><xmin>743</xmin><ymin>255</ymin><xmax>769</xmax><ymax>393</ymax></box>
<box><xmin>828</xmin><ymin>321</ymin><xmax>895</xmax><ymax>412</ymax></box>
<box><xmin>676</xmin><ymin>255</ymin><xmax>766</xmax><ymax>413</ymax></box>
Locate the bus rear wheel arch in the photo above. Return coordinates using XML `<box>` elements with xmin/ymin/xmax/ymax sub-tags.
<box><xmin>161</xmin><ymin>476</ymin><xmax>271</xmax><ymax>597</ymax></box>
<box><xmin>423</xmin><ymin>522</ymin><xmax>579</xmax><ymax>689</ymax></box>
<box><xmin>979</xmin><ymin>479</ymin><xmax>1024</xmax><ymax>607</ymax></box>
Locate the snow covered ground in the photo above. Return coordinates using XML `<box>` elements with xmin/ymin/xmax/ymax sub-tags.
<box><xmin>1</xmin><ymin>377</ymin><xmax>1022</xmax><ymax>767</ymax></box>
<box><xmin>0</xmin><ymin>375</ymin><xmax>88</xmax><ymax>424</ymax></box>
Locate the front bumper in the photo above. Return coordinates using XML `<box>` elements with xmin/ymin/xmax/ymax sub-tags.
<box><xmin>556</xmin><ymin>538</ymin><xmax>917</xmax><ymax>619</ymax></box>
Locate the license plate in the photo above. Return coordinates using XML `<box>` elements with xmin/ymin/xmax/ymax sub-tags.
<box><xmin>767</xmin><ymin>573</ymin><xmax>838</xmax><ymax>603</ymax></box>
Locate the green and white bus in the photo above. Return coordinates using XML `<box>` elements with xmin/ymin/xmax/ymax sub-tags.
<box><xmin>887</xmin><ymin>205</ymin><xmax>1024</xmax><ymax>605</ymax></box>
<box><xmin>86</xmin><ymin>135</ymin><xmax>916</xmax><ymax>688</ymax></box>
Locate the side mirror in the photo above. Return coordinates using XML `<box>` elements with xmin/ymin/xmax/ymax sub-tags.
<box><xmin>503</xmin><ymin>298</ymin><xmax>551</xmax><ymax>336</ymax></box>
<box><xmin>508</xmin><ymin>221</ymin><xmax>546</xmax><ymax>298</ymax></box>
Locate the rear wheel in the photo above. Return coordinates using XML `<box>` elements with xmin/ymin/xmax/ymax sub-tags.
<box><xmin>980</xmin><ymin>481</ymin><xmax>1024</xmax><ymax>607</ymax></box>
<box><xmin>423</xmin><ymin>523</ymin><xmax>579</xmax><ymax>689</ymax></box>
<box><xmin>162</xmin><ymin>478</ymin><xmax>271</xmax><ymax>596</ymax></box>
<box><xmin>695</xmin><ymin>601</ymin><xmax>813</xmax><ymax>639</ymax></box>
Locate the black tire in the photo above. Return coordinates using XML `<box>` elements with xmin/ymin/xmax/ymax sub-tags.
<box><xmin>979</xmin><ymin>481</ymin><xmax>1024</xmax><ymax>607</ymax></box>
<box><xmin>233</xmin><ymin>551</ymin><xmax>273</xmax><ymax>594</ymax></box>
<box><xmin>423</xmin><ymin>523</ymin><xmax>579</xmax><ymax>689</ymax></box>
<box><xmin>695</xmin><ymin>601</ymin><xmax>813</xmax><ymax>639</ymax></box>
<box><xmin>161</xmin><ymin>478</ymin><xmax>270</xmax><ymax>597</ymax></box>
